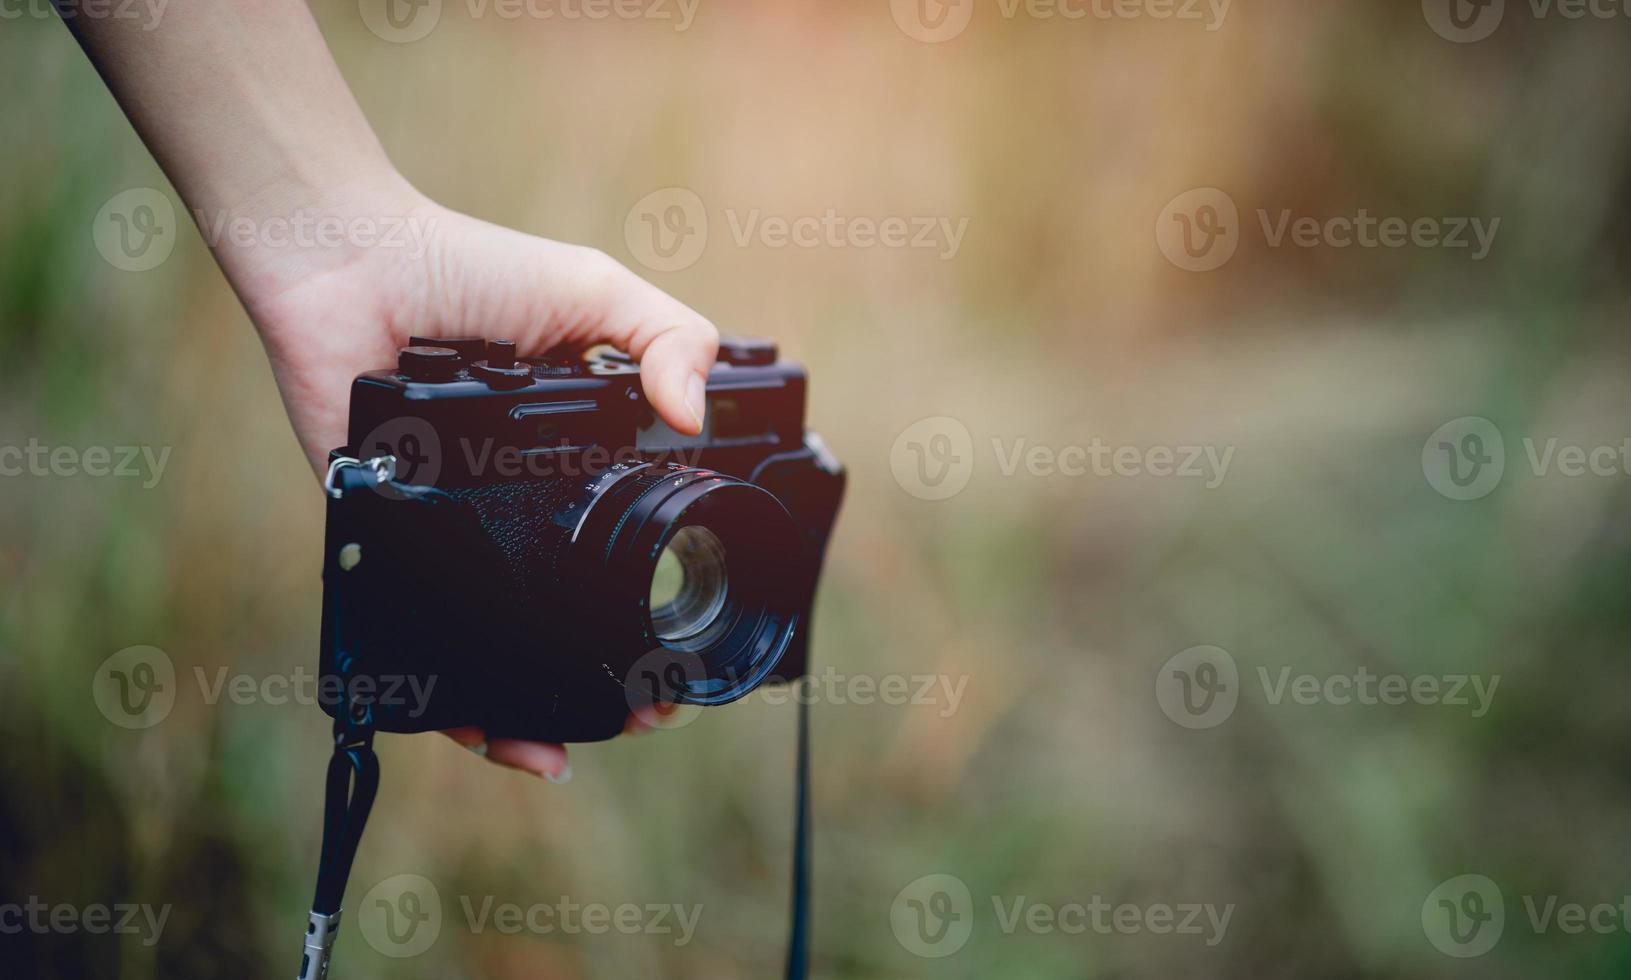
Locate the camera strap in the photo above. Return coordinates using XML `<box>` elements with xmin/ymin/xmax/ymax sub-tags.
<box><xmin>297</xmin><ymin>458</ymin><xmax>391</xmax><ymax>980</ymax></box>
<box><xmin>785</xmin><ymin>696</ymin><xmax>812</xmax><ymax>980</ymax></box>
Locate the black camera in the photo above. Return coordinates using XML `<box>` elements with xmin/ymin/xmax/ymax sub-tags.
<box><xmin>317</xmin><ymin>335</ymin><xmax>845</xmax><ymax>744</ymax></box>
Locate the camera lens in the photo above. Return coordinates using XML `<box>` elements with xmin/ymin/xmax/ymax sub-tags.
<box><xmin>565</xmin><ymin>463</ymin><xmax>803</xmax><ymax>706</ymax></box>
<box><xmin>649</xmin><ymin>525</ymin><xmax>730</xmax><ymax>645</ymax></box>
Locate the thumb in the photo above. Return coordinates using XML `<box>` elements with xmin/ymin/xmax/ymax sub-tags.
<box><xmin>570</xmin><ymin>250</ymin><xmax>719</xmax><ymax>436</ymax></box>
<box><xmin>472</xmin><ymin>240</ymin><xmax>720</xmax><ymax>436</ymax></box>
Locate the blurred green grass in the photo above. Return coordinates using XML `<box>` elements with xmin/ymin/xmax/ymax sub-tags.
<box><xmin>4</xmin><ymin>3</ymin><xmax>1631</xmax><ymax>978</ymax></box>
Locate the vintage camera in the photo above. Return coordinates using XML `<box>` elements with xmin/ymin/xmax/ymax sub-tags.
<box><xmin>317</xmin><ymin>335</ymin><xmax>845</xmax><ymax>743</ymax></box>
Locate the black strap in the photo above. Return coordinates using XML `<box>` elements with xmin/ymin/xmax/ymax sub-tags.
<box><xmin>785</xmin><ymin>697</ymin><xmax>811</xmax><ymax>979</ymax></box>
<box><xmin>300</xmin><ymin>463</ymin><xmax>384</xmax><ymax>979</ymax></box>
<box><xmin>312</xmin><ymin>698</ymin><xmax>379</xmax><ymax>916</ymax></box>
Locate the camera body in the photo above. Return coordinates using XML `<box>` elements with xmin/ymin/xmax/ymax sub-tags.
<box><xmin>319</xmin><ymin>335</ymin><xmax>844</xmax><ymax>743</ymax></box>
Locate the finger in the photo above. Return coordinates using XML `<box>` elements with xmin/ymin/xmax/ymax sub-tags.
<box><xmin>411</xmin><ymin>237</ymin><xmax>720</xmax><ymax>437</ymax></box>
<box><xmin>442</xmin><ymin>727</ymin><xmax>488</xmax><ymax>757</ymax></box>
<box><xmin>543</xmin><ymin>248</ymin><xmax>719</xmax><ymax>436</ymax></box>
<box><xmin>632</xmin><ymin>318</ymin><xmax>718</xmax><ymax>437</ymax></box>
<box><xmin>485</xmin><ymin>738</ymin><xmax>572</xmax><ymax>783</ymax></box>
<box><xmin>623</xmin><ymin>705</ymin><xmax>662</xmax><ymax>735</ymax></box>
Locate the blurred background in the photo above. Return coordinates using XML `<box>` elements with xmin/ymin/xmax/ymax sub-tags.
<box><xmin>4</xmin><ymin>2</ymin><xmax>1631</xmax><ymax>977</ymax></box>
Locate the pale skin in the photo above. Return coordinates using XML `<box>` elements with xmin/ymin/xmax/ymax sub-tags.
<box><xmin>58</xmin><ymin>0</ymin><xmax>707</xmax><ymax>779</ymax></box>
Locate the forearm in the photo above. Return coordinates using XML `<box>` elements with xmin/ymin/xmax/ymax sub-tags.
<box><xmin>56</xmin><ymin>0</ymin><xmax>411</xmax><ymax>288</ymax></box>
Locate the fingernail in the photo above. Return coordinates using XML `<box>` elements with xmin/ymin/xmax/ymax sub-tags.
<box><xmin>685</xmin><ymin>373</ymin><xmax>707</xmax><ymax>432</ymax></box>
<box><xmin>466</xmin><ymin>741</ymin><xmax>488</xmax><ymax>758</ymax></box>
<box><xmin>544</xmin><ymin>765</ymin><xmax>573</xmax><ymax>785</ymax></box>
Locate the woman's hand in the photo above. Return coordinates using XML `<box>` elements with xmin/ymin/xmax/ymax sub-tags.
<box><xmin>229</xmin><ymin>177</ymin><xmax>716</xmax><ymax>779</ymax></box>
<box><xmin>55</xmin><ymin>1</ymin><xmax>707</xmax><ymax>779</ymax></box>
<box><xmin>238</xmin><ymin>179</ymin><xmax>716</xmax><ymax>475</ymax></box>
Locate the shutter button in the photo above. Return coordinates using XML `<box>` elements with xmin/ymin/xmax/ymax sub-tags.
<box><xmin>471</xmin><ymin>339</ymin><xmax>533</xmax><ymax>389</ymax></box>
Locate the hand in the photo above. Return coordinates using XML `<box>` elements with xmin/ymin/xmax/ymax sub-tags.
<box><xmin>229</xmin><ymin>175</ymin><xmax>717</xmax><ymax>779</ymax></box>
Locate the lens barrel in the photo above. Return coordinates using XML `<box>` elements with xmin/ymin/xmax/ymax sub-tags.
<box><xmin>565</xmin><ymin>463</ymin><xmax>803</xmax><ymax>705</ymax></box>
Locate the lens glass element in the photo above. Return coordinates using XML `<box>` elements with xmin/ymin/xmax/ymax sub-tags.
<box><xmin>649</xmin><ymin>525</ymin><xmax>730</xmax><ymax>643</ymax></box>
